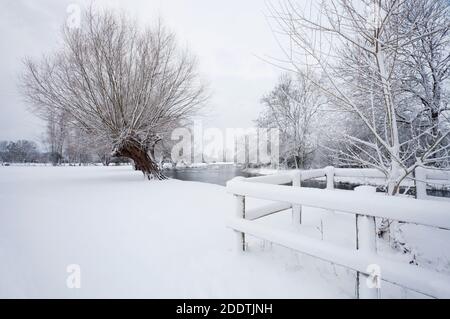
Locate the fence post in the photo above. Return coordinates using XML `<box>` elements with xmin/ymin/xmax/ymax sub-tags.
<box><xmin>234</xmin><ymin>194</ymin><xmax>246</xmax><ymax>252</ymax></box>
<box><xmin>355</xmin><ymin>186</ymin><xmax>379</xmax><ymax>299</ymax></box>
<box><xmin>292</xmin><ymin>172</ymin><xmax>302</xmax><ymax>224</ymax></box>
<box><xmin>415</xmin><ymin>167</ymin><xmax>427</xmax><ymax>200</ymax></box>
<box><xmin>325</xmin><ymin>166</ymin><xmax>335</xmax><ymax>190</ymax></box>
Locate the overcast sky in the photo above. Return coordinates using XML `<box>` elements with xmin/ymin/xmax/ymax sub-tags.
<box><xmin>0</xmin><ymin>0</ymin><xmax>283</xmax><ymax>143</ymax></box>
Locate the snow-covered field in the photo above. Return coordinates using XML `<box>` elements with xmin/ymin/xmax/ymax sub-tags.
<box><xmin>0</xmin><ymin>166</ymin><xmax>449</xmax><ymax>298</ymax></box>
<box><xmin>0</xmin><ymin>166</ymin><xmax>349</xmax><ymax>298</ymax></box>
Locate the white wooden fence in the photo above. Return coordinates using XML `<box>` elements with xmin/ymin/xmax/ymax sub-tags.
<box><xmin>226</xmin><ymin>167</ymin><xmax>450</xmax><ymax>299</ymax></box>
<box><xmin>415</xmin><ymin>167</ymin><xmax>450</xmax><ymax>199</ymax></box>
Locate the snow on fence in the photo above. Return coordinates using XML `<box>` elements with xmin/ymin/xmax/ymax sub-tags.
<box><xmin>245</xmin><ymin>166</ymin><xmax>450</xmax><ymax>199</ymax></box>
<box><xmin>415</xmin><ymin>167</ymin><xmax>450</xmax><ymax>199</ymax></box>
<box><xmin>226</xmin><ymin>167</ymin><xmax>450</xmax><ymax>299</ymax></box>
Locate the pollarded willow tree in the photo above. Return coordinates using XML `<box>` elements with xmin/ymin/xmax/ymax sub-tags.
<box><xmin>21</xmin><ymin>9</ymin><xmax>206</xmax><ymax>180</ymax></box>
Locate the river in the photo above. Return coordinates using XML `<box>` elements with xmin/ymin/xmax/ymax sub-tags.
<box><xmin>164</xmin><ymin>165</ymin><xmax>255</xmax><ymax>186</ymax></box>
<box><xmin>163</xmin><ymin>165</ymin><xmax>354</xmax><ymax>189</ymax></box>
<box><xmin>164</xmin><ymin>165</ymin><xmax>450</xmax><ymax>198</ymax></box>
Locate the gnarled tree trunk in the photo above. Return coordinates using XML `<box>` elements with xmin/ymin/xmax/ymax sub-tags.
<box><xmin>114</xmin><ymin>138</ymin><xmax>167</xmax><ymax>180</ymax></box>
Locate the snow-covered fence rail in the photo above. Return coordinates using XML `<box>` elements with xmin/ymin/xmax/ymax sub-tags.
<box><xmin>415</xmin><ymin>167</ymin><xmax>450</xmax><ymax>199</ymax></box>
<box><xmin>334</xmin><ymin>168</ymin><xmax>386</xmax><ymax>179</ymax></box>
<box><xmin>335</xmin><ymin>167</ymin><xmax>449</xmax><ymax>200</ymax></box>
<box><xmin>226</xmin><ymin>172</ymin><xmax>450</xmax><ymax>299</ymax></box>
<box><xmin>251</xmin><ymin>166</ymin><xmax>450</xmax><ymax>199</ymax></box>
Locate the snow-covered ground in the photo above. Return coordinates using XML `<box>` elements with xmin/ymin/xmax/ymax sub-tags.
<box><xmin>0</xmin><ymin>166</ymin><xmax>449</xmax><ymax>298</ymax></box>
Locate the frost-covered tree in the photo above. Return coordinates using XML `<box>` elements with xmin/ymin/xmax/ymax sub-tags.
<box><xmin>64</xmin><ymin>126</ymin><xmax>93</xmax><ymax>165</ymax></box>
<box><xmin>0</xmin><ymin>141</ymin><xmax>7</xmax><ymax>163</ymax></box>
<box><xmin>92</xmin><ymin>139</ymin><xmax>114</xmax><ymax>166</ymax></box>
<box><xmin>256</xmin><ymin>73</ymin><xmax>324</xmax><ymax>168</ymax></box>
<box><xmin>2</xmin><ymin>140</ymin><xmax>39</xmax><ymax>163</ymax></box>
<box><xmin>21</xmin><ymin>9</ymin><xmax>206</xmax><ymax>179</ymax></box>
<box><xmin>399</xmin><ymin>0</ymin><xmax>450</xmax><ymax>167</ymax></box>
<box><xmin>42</xmin><ymin>108</ymin><xmax>68</xmax><ymax>166</ymax></box>
<box><xmin>269</xmin><ymin>0</ymin><xmax>450</xmax><ymax>195</ymax></box>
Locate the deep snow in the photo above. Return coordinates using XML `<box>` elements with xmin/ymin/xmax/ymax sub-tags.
<box><xmin>0</xmin><ymin>166</ymin><xmax>449</xmax><ymax>298</ymax></box>
<box><xmin>0</xmin><ymin>166</ymin><xmax>348</xmax><ymax>298</ymax></box>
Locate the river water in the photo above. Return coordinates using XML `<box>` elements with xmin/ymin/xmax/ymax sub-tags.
<box><xmin>164</xmin><ymin>165</ymin><xmax>255</xmax><ymax>186</ymax></box>
<box><xmin>164</xmin><ymin>165</ymin><xmax>450</xmax><ymax>198</ymax></box>
<box><xmin>163</xmin><ymin>165</ymin><xmax>353</xmax><ymax>189</ymax></box>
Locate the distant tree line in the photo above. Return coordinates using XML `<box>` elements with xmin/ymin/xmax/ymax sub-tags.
<box><xmin>0</xmin><ymin>140</ymin><xmax>41</xmax><ymax>164</ymax></box>
<box><xmin>0</xmin><ymin>138</ymin><xmax>129</xmax><ymax>166</ymax></box>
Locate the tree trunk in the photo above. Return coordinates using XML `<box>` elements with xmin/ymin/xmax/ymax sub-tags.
<box><xmin>378</xmin><ymin>162</ymin><xmax>401</xmax><ymax>240</ymax></box>
<box><xmin>115</xmin><ymin>139</ymin><xmax>167</xmax><ymax>180</ymax></box>
<box><xmin>103</xmin><ymin>156</ymin><xmax>110</xmax><ymax>166</ymax></box>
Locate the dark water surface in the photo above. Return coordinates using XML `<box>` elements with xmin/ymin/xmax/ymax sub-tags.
<box><xmin>165</xmin><ymin>166</ymin><xmax>358</xmax><ymax>189</ymax></box>
<box><xmin>164</xmin><ymin>165</ymin><xmax>256</xmax><ymax>186</ymax></box>
<box><xmin>165</xmin><ymin>165</ymin><xmax>449</xmax><ymax>198</ymax></box>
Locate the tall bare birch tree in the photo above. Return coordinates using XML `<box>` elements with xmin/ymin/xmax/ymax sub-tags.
<box><xmin>268</xmin><ymin>0</ymin><xmax>450</xmax><ymax>195</ymax></box>
<box><xmin>21</xmin><ymin>9</ymin><xmax>206</xmax><ymax>179</ymax></box>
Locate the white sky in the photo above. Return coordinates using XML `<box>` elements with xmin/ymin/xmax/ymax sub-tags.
<box><xmin>0</xmin><ymin>0</ymin><xmax>283</xmax><ymax>143</ymax></box>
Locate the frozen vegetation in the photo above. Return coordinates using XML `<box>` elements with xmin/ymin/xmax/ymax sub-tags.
<box><xmin>1</xmin><ymin>0</ymin><xmax>450</xmax><ymax>299</ymax></box>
